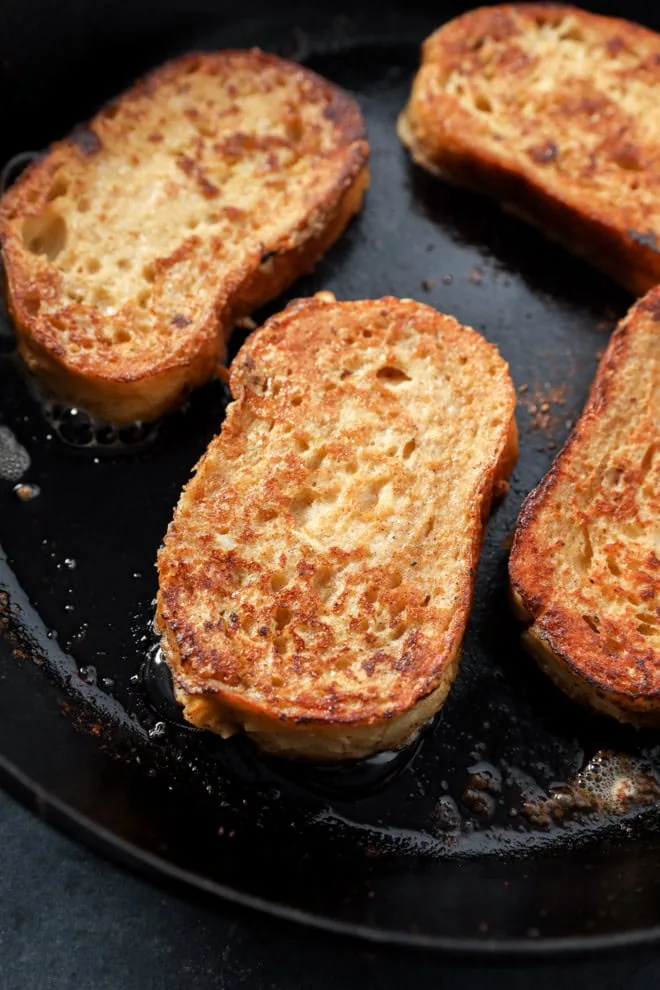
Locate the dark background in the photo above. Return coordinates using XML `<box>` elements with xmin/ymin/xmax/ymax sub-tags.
<box><xmin>1</xmin><ymin>788</ymin><xmax>660</xmax><ymax>989</ymax></box>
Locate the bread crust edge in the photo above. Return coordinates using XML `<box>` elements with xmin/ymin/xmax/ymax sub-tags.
<box><xmin>509</xmin><ymin>291</ymin><xmax>660</xmax><ymax>725</ymax></box>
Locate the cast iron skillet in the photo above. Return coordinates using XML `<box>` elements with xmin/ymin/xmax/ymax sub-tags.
<box><xmin>1</xmin><ymin>0</ymin><xmax>660</xmax><ymax>957</ymax></box>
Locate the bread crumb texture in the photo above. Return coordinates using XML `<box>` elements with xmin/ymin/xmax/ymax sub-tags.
<box><xmin>157</xmin><ymin>294</ymin><xmax>517</xmax><ymax>755</ymax></box>
<box><xmin>511</xmin><ymin>287</ymin><xmax>659</xmax><ymax>716</ymax></box>
<box><xmin>0</xmin><ymin>50</ymin><xmax>367</xmax><ymax>415</ymax></box>
<box><xmin>400</xmin><ymin>4</ymin><xmax>660</xmax><ymax>293</ymax></box>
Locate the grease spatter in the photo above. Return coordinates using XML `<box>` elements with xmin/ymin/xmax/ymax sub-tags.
<box><xmin>0</xmin><ymin>426</ymin><xmax>30</xmax><ymax>481</ymax></box>
<box><xmin>141</xmin><ymin>645</ymin><xmax>189</xmax><ymax>726</ymax></box>
<box><xmin>148</xmin><ymin>721</ymin><xmax>168</xmax><ymax>742</ymax></box>
<box><xmin>429</xmin><ymin>795</ymin><xmax>462</xmax><ymax>833</ymax></box>
<box><xmin>13</xmin><ymin>482</ymin><xmax>40</xmax><ymax>502</ymax></box>
<box><xmin>466</xmin><ymin>761</ymin><xmax>502</xmax><ymax>795</ymax></box>
<box><xmin>521</xmin><ymin>751</ymin><xmax>660</xmax><ymax>828</ymax></box>
<box><xmin>462</xmin><ymin>788</ymin><xmax>497</xmax><ymax>819</ymax></box>
<box><xmin>25</xmin><ymin>377</ymin><xmax>159</xmax><ymax>454</ymax></box>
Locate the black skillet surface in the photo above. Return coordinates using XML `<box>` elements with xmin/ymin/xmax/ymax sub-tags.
<box><xmin>2</xmin><ymin>0</ymin><xmax>660</xmax><ymax>956</ymax></box>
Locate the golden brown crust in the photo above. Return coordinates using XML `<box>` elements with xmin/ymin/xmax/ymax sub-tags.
<box><xmin>510</xmin><ymin>287</ymin><xmax>660</xmax><ymax>724</ymax></box>
<box><xmin>398</xmin><ymin>4</ymin><xmax>660</xmax><ymax>295</ymax></box>
<box><xmin>0</xmin><ymin>50</ymin><xmax>369</xmax><ymax>424</ymax></box>
<box><xmin>156</xmin><ymin>293</ymin><xmax>518</xmax><ymax>760</ymax></box>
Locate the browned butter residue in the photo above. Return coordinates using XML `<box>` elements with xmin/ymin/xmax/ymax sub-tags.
<box><xmin>521</xmin><ymin>751</ymin><xmax>660</xmax><ymax>828</ymax></box>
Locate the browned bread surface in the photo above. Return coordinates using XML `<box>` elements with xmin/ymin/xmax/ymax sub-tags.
<box><xmin>0</xmin><ymin>51</ymin><xmax>368</xmax><ymax>424</ymax></box>
<box><xmin>510</xmin><ymin>288</ymin><xmax>660</xmax><ymax>724</ymax></box>
<box><xmin>156</xmin><ymin>293</ymin><xmax>518</xmax><ymax>760</ymax></box>
<box><xmin>398</xmin><ymin>4</ymin><xmax>660</xmax><ymax>295</ymax></box>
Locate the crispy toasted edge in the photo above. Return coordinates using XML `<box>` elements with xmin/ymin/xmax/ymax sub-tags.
<box><xmin>397</xmin><ymin>4</ymin><xmax>660</xmax><ymax>296</ymax></box>
<box><xmin>155</xmin><ymin>295</ymin><xmax>519</xmax><ymax>759</ymax></box>
<box><xmin>509</xmin><ymin>289</ymin><xmax>660</xmax><ymax>725</ymax></box>
<box><xmin>0</xmin><ymin>49</ymin><xmax>369</xmax><ymax>424</ymax></box>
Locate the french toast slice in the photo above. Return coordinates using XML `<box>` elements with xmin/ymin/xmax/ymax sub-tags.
<box><xmin>510</xmin><ymin>288</ymin><xmax>660</xmax><ymax>724</ymax></box>
<box><xmin>398</xmin><ymin>4</ymin><xmax>660</xmax><ymax>295</ymax></box>
<box><xmin>0</xmin><ymin>51</ymin><xmax>368</xmax><ymax>424</ymax></box>
<box><xmin>156</xmin><ymin>293</ymin><xmax>518</xmax><ymax>761</ymax></box>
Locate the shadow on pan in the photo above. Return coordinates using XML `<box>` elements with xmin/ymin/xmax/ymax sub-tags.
<box><xmin>1</xmin><ymin>0</ymin><xmax>660</xmax><ymax>956</ymax></box>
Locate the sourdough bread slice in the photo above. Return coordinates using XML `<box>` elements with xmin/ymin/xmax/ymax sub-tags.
<box><xmin>510</xmin><ymin>288</ymin><xmax>660</xmax><ymax>724</ymax></box>
<box><xmin>156</xmin><ymin>292</ymin><xmax>518</xmax><ymax>760</ymax></box>
<box><xmin>0</xmin><ymin>50</ymin><xmax>368</xmax><ymax>423</ymax></box>
<box><xmin>398</xmin><ymin>4</ymin><xmax>660</xmax><ymax>295</ymax></box>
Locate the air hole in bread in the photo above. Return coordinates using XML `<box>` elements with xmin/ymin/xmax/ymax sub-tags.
<box><xmin>23</xmin><ymin>293</ymin><xmax>41</xmax><ymax>316</ymax></box>
<box><xmin>275</xmin><ymin>606</ymin><xmax>291</xmax><ymax>631</ymax></box>
<box><xmin>583</xmin><ymin>614</ymin><xmax>599</xmax><ymax>634</ymax></box>
<box><xmin>638</xmin><ymin>624</ymin><xmax>655</xmax><ymax>637</ymax></box>
<box><xmin>291</xmin><ymin>394</ymin><xmax>303</xmax><ymax>406</ymax></box>
<box><xmin>606</xmin><ymin>555</ymin><xmax>621</xmax><ymax>577</ymax></box>
<box><xmin>306</xmin><ymin>448</ymin><xmax>326</xmax><ymax>471</ymax></box>
<box><xmin>114</xmin><ymin>328</ymin><xmax>131</xmax><ymax>343</ymax></box>
<box><xmin>257</xmin><ymin>506</ymin><xmax>277</xmax><ymax>522</ymax></box>
<box><xmin>313</xmin><ymin>566</ymin><xmax>335</xmax><ymax>603</ymax></box>
<box><xmin>386</xmin><ymin>570</ymin><xmax>403</xmax><ymax>589</ymax></box>
<box><xmin>424</xmin><ymin>516</ymin><xmax>435</xmax><ymax>537</ymax></box>
<box><xmin>295</xmin><ymin>436</ymin><xmax>310</xmax><ymax>452</ymax></box>
<box><xmin>377</xmin><ymin>365</ymin><xmax>411</xmax><ymax>384</ymax></box>
<box><xmin>391</xmin><ymin>622</ymin><xmax>407</xmax><ymax>641</ymax></box>
<box><xmin>22</xmin><ymin>212</ymin><xmax>68</xmax><ymax>261</ymax></box>
<box><xmin>46</xmin><ymin>175</ymin><xmax>69</xmax><ymax>202</ymax></box>
<box><xmin>604</xmin><ymin>466</ymin><xmax>624</xmax><ymax>487</ymax></box>
<box><xmin>474</xmin><ymin>93</ymin><xmax>493</xmax><ymax>113</ymax></box>
<box><xmin>558</xmin><ymin>23</ymin><xmax>584</xmax><ymax>42</ymax></box>
<box><xmin>605</xmin><ymin>636</ymin><xmax>623</xmax><ymax>653</ymax></box>
<box><xmin>365</xmin><ymin>587</ymin><xmax>378</xmax><ymax>605</ymax></box>
<box><xmin>183</xmin><ymin>56</ymin><xmax>202</xmax><ymax>75</ymax></box>
<box><xmin>285</xmin><ymin>116</ymin><xmax>304</xmax><ymax>142</ymax></box>
<box><xmin>422</xmin><ymin>594</ymin><xmax>431</xmax><ymax>606</ymax></box>
<box><xmin>402</xmin><ymin>438</ymin><xmax>416</xmax><ymax>459</ymax></box>
<box><xmin>362</xmin><ymin>329</ymin><xmax>373</xmax><ymax>338</ymax></box>
<box><xmin>86</xmin><ymin>257</ymin><xmax>101</xmax><ymax>274</ymax></box>
<box><xmin>137</xmin><ymin>289</ymin><xmax>150</xmax><ymax>309</ymax></box>
<box><xmin>102</xmin><ymin>104</ymin><xmax>120</xmax><ymax>120</ymax></box>
<box><xmin>117</xmin><ymin>259</ymin><xmax>131</xmax><ymax>271</ymax></box>
<box><xmin>358</xmin><ymin>479</ymin><xmax>385</xmax><ymax>510</ymax></box>
<box><xmin>187</xmin><ymin>216</ymin><xmax>200</xmax><ymax>229</ymax></box>
<box><xmin>640</xmin><ymin>442</ymin><xmax>657</xmax><ymax>477</ymax></box>
<box><xmin>334</xmin><ymin>655</ymin><xmax>353</xmax><ymax>670</ymax></box>
<box><xmin>612</xmin><ymin>147</ymin><xmax>642</xmax><ymax>171</ymax></box>
<box><xmin>270</xmin><ymin>571</ymin><xmax>287</xmax><ymax>593</ymax></box>
<box><xmin>344</xmin><ymin>459</ymin><xmax>358</xmax><ymax>474</ymax></box>
<box><xmin>241</xmin><ymin>614</ymin><xmax>255</xmax><ymax>635</ymax></box>
<box><xmin>92</xmin><ymin>286</ymin><xmax>113</xmax><ymax>308</ymax></box>
<box><xmin>142</xmin><ymin>262</ymin><xmax>156</xmax><ymax>283</ymax></box>
<box><xmin>77</xmin><ymin>196</ymin><xmax>90</xmax><ymax>213</ymax></box>
<box><xmin>290</xmin><ymin>488</ymin><xmax>317</xmax><ymax>525</ymax></box>
<box><xmin>579</xmin><ymin>525</ymin><xmax>594</xmax><ymax>571</ymax></box>
<box><xmin>273</xmin><ymin>634</ymin><xmax>291</xmax><ymax>655</ymax></box>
